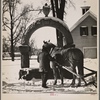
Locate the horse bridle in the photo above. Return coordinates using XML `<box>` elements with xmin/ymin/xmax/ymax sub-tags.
<box><xmin>49</xmin><ymin>46</ymin><xmax>55</xmax><ymax>56</ymax></box>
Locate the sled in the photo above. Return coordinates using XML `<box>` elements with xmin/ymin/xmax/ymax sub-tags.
<box><xmin>54</xmin><ymin>61</ymin><xmax>97</xmax><ymax>88</ymax></box>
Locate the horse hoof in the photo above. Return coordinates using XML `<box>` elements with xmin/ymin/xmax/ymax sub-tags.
<box><xmin>53</xmin><ymin>81</ymin><xmax>57</xmax><ymax>85</ymax></box>
<box><xmin>84</xmin><ymin>83</ymin><xmax>88</xmax><ymax>86</ymax></box>
<box><xmin>61</xmin><ymin>83</ymin><xmax>64</xmax><ymax>85</ymax></box>
<box><xmin>70</xmin><ymin>84</ymin><xmax>75</xmax><ymax>87</ymax></box>
<box><xmin>76</xmin><ymin>84</ymin><xmax>81</xmax><ymax>87</ymax></box>
<box><xmin>70</xmin><ymin>85</ymin><xmax>75</xmax><ymax>88</ymax></box>
<box><xmin>70</xmin><ymin>82</ymin><xmax>75</xmax><ymax>86</ymax></box>
<box><xmin>60</xmin><ymin>83</ymin><xmax>64</xmax><ymax>86</ymax></box>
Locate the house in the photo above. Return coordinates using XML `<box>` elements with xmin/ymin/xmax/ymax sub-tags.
<box><xmin>70</xmin><ymin>5</ymin><xmax>97</xmax><ymax>58</ymax></box>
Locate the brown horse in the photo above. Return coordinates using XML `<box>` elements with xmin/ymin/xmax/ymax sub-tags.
<box><xmin>43</xmin><ymin>41</ymin><xmax>87</xmax><ymax>87</ymax></box>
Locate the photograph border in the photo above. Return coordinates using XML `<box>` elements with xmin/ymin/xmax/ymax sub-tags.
<box><xmin>0</xmin><ymin>0</ymin><xmax>100</xmax><ymax>100</ymax></box>
<box><xmin>97</xmin><ymin>0</ymin><xmax>100</xmax><ymax>100</ymax></box>
<box><xmin>0</xmin><ymin>0</ymin><xmax>2</xmax><ymax>99</ymax></box>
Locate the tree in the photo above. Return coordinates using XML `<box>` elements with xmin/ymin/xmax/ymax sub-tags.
<box><xmin>13</xmin><ymin>4</ymin><xmax>36</xmax><ymax>45</ymax></box>
<box><xmin>2</xmin><ymin>0</ymin><xmax>41</xmax><ymax>61</ymax></box>
<box><xmin>50</xmin><ymin>0</ymin><xmax>74</xmax><ymax>47</ymax></box>
<box><xmin>2</xmin><ymin>0</ymin><xmax>74</xmax><ymax>60</ymax></box>
<box><xmin>29</xmin><ymin>39</ymin><xmax>36</xmax><ymax>56</ymax></box>
<box><xmin>2</xmin><ymin>36</ymin><xmax>10</xmax><ymax>58</ymax></box>
<box><xmin>2</xmin><ymin>36</ymin><xmax>10</xmax><ymax>52</ymax></box>
<box><xmin>3</xmin><ymin>0</ymin><xmax>21</xmax><ymax>61</ymax></box>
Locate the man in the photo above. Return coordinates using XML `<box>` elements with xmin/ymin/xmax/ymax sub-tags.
<box><xmin>37</xmin><ymin>44</ymin><xmax>52</xmax><ymax>88</ymax></box>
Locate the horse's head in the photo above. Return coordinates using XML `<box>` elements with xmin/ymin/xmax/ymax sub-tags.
<box><xmin>42</xmin><ymin>40</ymin><xmax>56</xmax><ymax>53</ymax></box>
<box><xmin>42</xmin><ymin>41</ymin><xmax>62</xmax><ymax>60</ymax></box>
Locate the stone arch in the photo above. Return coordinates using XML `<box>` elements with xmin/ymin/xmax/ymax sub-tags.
<box><xmin>22</xmin><ymin>17</ymin><xmax>73</xmax><ymax>45</ymax></box>
<box><xmin>19</xmin><ymin>17</ymin><xmax>74</xmax><ymax>68</ymax></box>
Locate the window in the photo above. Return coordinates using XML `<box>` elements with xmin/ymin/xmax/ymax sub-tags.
<box><xmin>86</xmin><ymin>8</ymin><xmax>89</xmax><ymax>12</ymax></box>
<box><xmin>91</xmin><ymin>26</ymin><xmax>97</xmax><ymax>36</ymax></box>
<box><xmin>82</xmin><ymin>8</ymin><xmax>89</xmax><ymax>14</ymax></box>
<box><xmin>82</xmin><ymin>9</ymin><xmax>86</xmax><ymax>15</ymax></box>
<box><xmin>80</xmin><ymin>26</ymin><xmax>88</xmax><ymax>36</ymax></box>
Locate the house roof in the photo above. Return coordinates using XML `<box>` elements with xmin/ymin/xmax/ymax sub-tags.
<box><xmin>70</xmin><ymin>10</ymin><xmax>97</xmax><ymax>32</ymax></box>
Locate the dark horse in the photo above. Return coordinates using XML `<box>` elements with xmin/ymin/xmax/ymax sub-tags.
<box><xmin>43</xmin><ymin>41</ymin><xmax>87</xmax><ymax>87</ymax></box>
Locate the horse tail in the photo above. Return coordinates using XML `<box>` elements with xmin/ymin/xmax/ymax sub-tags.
<box><xmin>77</xmin><ymin>51</ymin><xmax>84</xmax><ymax>76</ymax></box>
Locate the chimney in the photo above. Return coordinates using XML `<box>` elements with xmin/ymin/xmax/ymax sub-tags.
<box><xmin>81</xmin><ymin>6</ymin><xmax>90</xmax><ymax>15</ymax></box>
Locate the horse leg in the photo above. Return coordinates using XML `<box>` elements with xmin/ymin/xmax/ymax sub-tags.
<box><xmin>58</xmin><ymin>66</ymin><xmax>63</xmax><ymax>85</ymax></box>
<box><xmin>53</xmin><ymin>68</ymin><xmax>58</xmax><ymax>85</ymax></box>
<box><xmin>52</xmin><ymin>66</ymin><xmax>58</xmax><ymax>85</ymax></box>
<box><xmin>70</xmin><ymin>67</ymin><xmax>76</xmax><ymax>87</ymax></box>
<box><xmin>77</xmin><ymin>63</ymin><xmax>87</xmax><ymax>87</ymax></box>
<box><xmin>50</xmin><ymin>61</ymin><xmax>58</xmax><ymax>85</ymax></box>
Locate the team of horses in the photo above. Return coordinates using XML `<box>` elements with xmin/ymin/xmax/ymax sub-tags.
<box><xmin>42</xmin><ymin>41</ymin><xmax>87</xmax><ymax>87</ymax></box>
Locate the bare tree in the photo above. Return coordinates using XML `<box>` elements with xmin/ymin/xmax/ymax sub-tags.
<box><xmin>2</xmin><ymin>0</ymin><xmax>74</xmax><ymax>60</ymax></box>
<box><xmin>3</xmin><ymin>0</ymin><xmax>22</xmax><ymax>61</ymax></box>
<box><xmin>50</xmin><ymin>0</ymin><xmax>75</xmax><ymax>47</ymax></box>
<box><xmin>2</xmin><ymin>0</ymin><xmax>41</xmax><ymax>61</ymax></box>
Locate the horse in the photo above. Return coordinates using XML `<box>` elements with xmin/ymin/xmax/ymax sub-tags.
<box><xmin>43</xmin><ymin>41</ymin><xmax>87</xmax><ymax>87</ymax></box>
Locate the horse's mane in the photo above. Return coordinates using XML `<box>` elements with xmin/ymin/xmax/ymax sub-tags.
<box><xmin>43</xmin><ymin>41</ymin><xmax>76</xmax><ymax>54</ymax></box>
<box><xmin>62</xmin><ymin>44</ymin><xmax>75</xmax><ymax>49</ymax></box>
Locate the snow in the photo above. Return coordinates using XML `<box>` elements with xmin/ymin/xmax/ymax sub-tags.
<box><xmin>2</xmin><ymin>56</ymin><xmax>97</xmax><ymax>94</ymax></box>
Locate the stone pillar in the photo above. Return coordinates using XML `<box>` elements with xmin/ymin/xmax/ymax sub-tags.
<box><xmin>19</xmin><ymin>45</ymin><xmax>31</xmax><ymax>68</ymax></box>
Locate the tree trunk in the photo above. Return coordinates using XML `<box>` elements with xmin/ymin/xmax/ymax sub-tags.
<box><xmin>56</xmin><ymin>30</ymin><xmax>63</xmax><ymax>47</ymax></box>
<box><xmin>11</xmin><ymin>19</ymin><xmax>14</xmax><ymax>61</ymax></box>
<box><xmin>51</xmin><ymin>0</ymin><xmax>65</xmax><ymax>47</ymax></box>
<box><xmin>9</xmin><ymin>0</ymin><xmax>15</xmax><ymax>61</ymax></box>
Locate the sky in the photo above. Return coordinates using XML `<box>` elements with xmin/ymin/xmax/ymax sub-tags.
<box><xmin>3</xmin><ymin>0</ymin><xmax>98</xmax><ymax>49</ymax></box>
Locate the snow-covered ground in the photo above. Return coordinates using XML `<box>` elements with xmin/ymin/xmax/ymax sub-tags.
<box><xmin>1</xmin><ymin>56</ymin><xmax>98</xmax><ymax>94</ymax></box>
